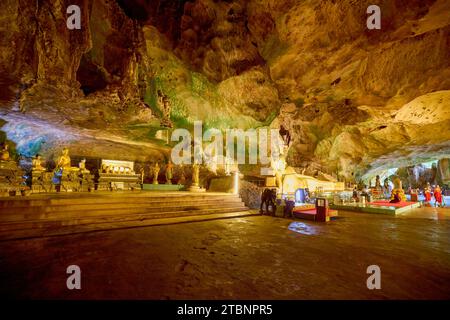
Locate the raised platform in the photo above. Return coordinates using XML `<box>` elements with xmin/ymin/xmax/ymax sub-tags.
<box><xmin>330</xmin><ymin>200</ymin><xmax>421</xmax><ymax>215</ymax></box>
<box><xmin>142</xmin><ymin>184</ymin><xmax>185</xmax><ymax>191</ymax></box>
<box><xmin>0</xmin><ymin>191</ymin><xmax>252</xmax><ymax>241</ymax></box>
<box><xmin>292</xmin><ymin>208</ymin><xmax>338</xmax><ymax>221</ymax></box>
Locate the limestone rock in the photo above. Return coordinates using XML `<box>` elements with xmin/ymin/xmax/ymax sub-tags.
<box><xmin>0</xmin><ymin>0</ymin><xmax>449</xmax><ymax>181</ymax></box>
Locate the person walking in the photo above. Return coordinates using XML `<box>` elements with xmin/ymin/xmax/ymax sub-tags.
<box><xmin>434</xmin><ymin>185</ymin><xmax>443</xmax><ymax>207</ymax></box>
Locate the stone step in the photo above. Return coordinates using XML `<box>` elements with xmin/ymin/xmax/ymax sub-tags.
<box><xmin>0</xmin><ymin>191</ymin><xmax>251</xmax><ymax>241</ymax></box>
<box><xmin>0</xmin><ymin>198</ymin><xmax>244</xmax><ymax>216</ymax></box>
<box><xmin>0</xmin><ymin>210</ymin><xmax>258</xmax><ymax>241</ymax></box>
<box><xmin>0</xmin><ymin>193</ymin><xmax>240</xmax><ymax>208</ymax></box>
<box><xmin>0</xmin><ymin>206</ymin><xmax>250</xmax><ymax>235</ymax></box>
<box><xmin>0</xmin><ymin>200</ymin><xmax>247</xmax><ymax>222</ymax></box>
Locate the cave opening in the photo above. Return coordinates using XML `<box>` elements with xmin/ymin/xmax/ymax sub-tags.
<box><xmin>116</xmin><ymin>0</ymin><xmax>150</xmax><ymax>21</ymax></box>
<box><xmin>368</xmin><ymin>159</ymin><xmax>447</xmax><ymax>191</ymax></box>
<box><xmin>76</xmin><ymin>55</ymin><xmax>108</xmax><ymax>96</ymax></box>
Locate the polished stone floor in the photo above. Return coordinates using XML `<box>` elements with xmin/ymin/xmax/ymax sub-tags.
<box><xmin>0</xmin><ymin>209</ymin><xmax>449</xmax><ymax>299</ymax></box>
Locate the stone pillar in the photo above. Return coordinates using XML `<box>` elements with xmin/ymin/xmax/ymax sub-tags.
<box><xmin>438</xmin><ymin>158</ymin><xmax>450</xmax><ymax>184</ymax></box>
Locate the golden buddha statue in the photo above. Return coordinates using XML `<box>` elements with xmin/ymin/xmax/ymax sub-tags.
<box><xmin>390</xmin><ymin>177</ymin><xmax>406</xmax><ymax>203</ymax></box>
<box><xmin>56</xmin><ymin>147</ymin><xmax>72</xmax><ymax>170</ymax></box>
<box><xmin>165</xmin><ymin>160</ymin><xmax>173</xmax><ymax>185</ymax></box>
<box><xmin>78</xmin><ymin>159</ymin><xmax>90</xmax><ymax>174</ymax></box>
<box><xmin>0</xmin><ymin>144</ymin><xmax>10</xmax><ymax>161</ymax></box>
<box><xmin>32</xmin><ymin>154</ymin><xmax>45</xmax><ymax>171</ymax></box>
<box><xmin>152</xmin><ymin>162</ymin><xmax>160</xmax><ymax>184</ymax></box>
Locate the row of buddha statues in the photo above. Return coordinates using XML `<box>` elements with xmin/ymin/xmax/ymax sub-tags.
<box><xmin>47</xmin><ymin>151</ymin><xmax>201</xmax><ymax>188</ymax></box>
<box><xmin>33</xmin><ymin>148</ymin><xmax>94</xmax><ymax>193</ymax></box>
<box><xmin>354</xmin><ymin>175</ymin><xmax>406</xmax><ymax>203</ymax></box>
<box><xmin>101</xmin><ymin>164</ymin><xmax>133</xmax><ymax>175</ymax></box>
<box><xmin>30</xmin><ymin>148</ymin><xmax>90</xmax><ymax>174</ymax></box>
<box><xmin>145</xmin><ymin>161</ymin><xmax>200</xmax><ymax>187</ymax></box>
<box><xmin>1</xmin><ymin>142</ymin><xmax>209</xmax><ymax>193</ymax></box>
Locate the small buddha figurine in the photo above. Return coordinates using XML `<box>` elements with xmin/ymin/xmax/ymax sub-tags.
<box><xmin>178</xmin><ymin>165</ymin><xmax>186</xmax><ymax>185</ymax></box>
<box><xmin>78</xmin><ymin>159</ymin><xmax>90</xmax><ymax>174</ymax></box>
<box><xmin>152</xmin><ymin>162</ymin><xmax>160</xmax><ymax>184</ymax></box>
<box><xmin>375</xmin><ymin>175</ymin><xmax>382</xmax><ymax>190</ymax></box>
<box><xmin>56</xmin><ymin>147</ymin><xmax>71</xmax><ymax>170</ymax></box>
<box><xmin>32</xmin><ymin>154</ymin><xmax>45</xmax><ymax>171</ymax></box>
<box><xmin>165</xmin><ymin>160</ymin><xmax>174</xmax><ymax>185</ymax></box>
<box><xmin>0</xmin><ymin>144</ymin><xmax>10</xmax><ymax>161</ymax></box>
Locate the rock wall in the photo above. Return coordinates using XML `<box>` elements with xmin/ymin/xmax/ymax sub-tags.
<box><xmin>0</xmin><ymin>0</ymin><xmax>449</xmax><ymax>180</ymax></box>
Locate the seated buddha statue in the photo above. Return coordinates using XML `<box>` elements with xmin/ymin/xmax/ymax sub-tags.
<box><xmin>32</xmin><ymin>154</ymin><xmax>45</xmax><ymax>171</ymax></box>
<box><xmin>78</xmin><ymin>159</ymin><xmax>90</xmax><ymax>174</ymax></box>
<box><xmin>56</xmin><ymin>147</ymin><xmax>72</xmax><ymax>170</ymax></box>
<box><xmin>390</xmin><ymin>177</ymin><xmax>406</xmax><ymax>203</ymax></box>
<box><xmin>0</xmin><ymin>144</ymin><xmax>10</xmax><ymax>161</ymax></box>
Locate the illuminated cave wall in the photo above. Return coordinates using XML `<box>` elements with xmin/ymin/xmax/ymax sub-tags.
<box><xmin>0</xmin><ymin>0</ymin><xmax>449</xmax><ymax>180</ymax></box>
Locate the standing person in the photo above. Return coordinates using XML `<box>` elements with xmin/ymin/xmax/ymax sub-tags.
<box><xmin>434</xmin><ymin>185</ymin><xmax>443</xmax><ymax>207</ymax></box>
<box><xmin>424</xmin><ymin>182</ymin><xmax>432</xmax><ymax>203</ymax></box>
<box><xmin>382</xmin><ymin>178</ymin><xmax>391</xmax><ymax>199</ymax></box>
<box><xmin>260</xmin><ymin>188</ymin><xmax>277</xmax><ymax>215</ymax></box>
<box><xmin>352</xmin><ymin>186</ymin><xmax>359</xmax><ymax>202</ymax></box>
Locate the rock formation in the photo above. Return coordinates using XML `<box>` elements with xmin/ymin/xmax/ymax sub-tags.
<box><xmin>0</xmin><ymin>0</ymin><xmax>449</xmax><ymax>180</ymax></box>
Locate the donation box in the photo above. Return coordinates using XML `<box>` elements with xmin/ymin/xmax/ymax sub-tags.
<box><xmin>315</xmin><ymin>198</ymin><xmax>330</xmax><ymax>222</ymax></box>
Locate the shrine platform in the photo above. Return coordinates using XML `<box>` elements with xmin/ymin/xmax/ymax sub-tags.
<box><xmin>292</xmin><ymin>208</ymin><xmax>339</xmax><ymax>221</ymax></box>
<box><xmin>0</xmin><ymin>191</ymin><xmax>253</xmax><ymax>241</ymax></box>
<box><xmin>142</xmin><ymin>184</ymin><xmax>185</xmax><ymax>191</ymax></box>
<box><xmin>330</xmin><ymin>200</ymin><xmax>421</xmax><ymax>215</ymax></box>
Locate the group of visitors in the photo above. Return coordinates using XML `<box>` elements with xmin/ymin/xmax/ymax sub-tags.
<box><xmin>407</xmin><ymin>183</ymin><xmax>445</xmax><ymax>207</ymax></box>
<box><xmin>351</xmin><ymin>179</ymin><xmax>447</xmax><ymax>207</ymax></box>
<box><xmin>422</xmin><ymin>184</ymin><xmax>444</xmax><ymax>207</ymax></box>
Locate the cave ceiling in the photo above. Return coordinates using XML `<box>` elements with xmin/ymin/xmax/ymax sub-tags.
<box><xmin>0</xmin><ymin>0</ymin><xmax>449</xmax><ymax>180</ymax></box>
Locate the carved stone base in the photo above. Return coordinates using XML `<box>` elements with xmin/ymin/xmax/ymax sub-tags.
<box><xmin>188</xmin><ymin>185</ymin><xmax>206</xmax><ymax>193</ymax></box>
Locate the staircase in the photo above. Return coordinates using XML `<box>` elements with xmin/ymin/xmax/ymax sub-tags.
<box><xmin>0</xmin><ymin>191</ymin><xmax>253</xmax><ymax>241</ymax></box>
